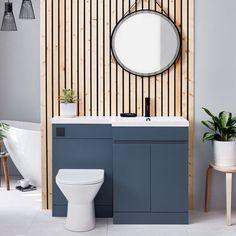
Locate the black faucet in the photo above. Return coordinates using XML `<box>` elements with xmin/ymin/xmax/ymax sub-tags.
<box><xmin>145</xmin><ymin>97</ymin><xmax>150</xmax><ymax>117</ymax></box>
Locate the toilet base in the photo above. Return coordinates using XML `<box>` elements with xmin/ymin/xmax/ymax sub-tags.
<box><xmin>66</xmin><ymin>201</ymin><xmax>95</xmax><ymax>232</ymax></box>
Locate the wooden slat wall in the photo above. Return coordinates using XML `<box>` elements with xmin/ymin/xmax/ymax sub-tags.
<box><xmin>40</xmin><ymin>0</ymin><xmax>194</xmax><ymax>209</ymax></box>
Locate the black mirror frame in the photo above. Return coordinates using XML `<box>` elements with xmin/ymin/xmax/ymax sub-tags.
<box><xmin>111</xmin><ymin>10</ymin><xmax>181</xmax><ymax>77</ymax></box>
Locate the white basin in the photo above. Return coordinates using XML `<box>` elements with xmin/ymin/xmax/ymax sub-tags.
<box><xmin>111</xmin><ymin>116</ymin><xmax>189</xmax><ymax>127</ymax></box>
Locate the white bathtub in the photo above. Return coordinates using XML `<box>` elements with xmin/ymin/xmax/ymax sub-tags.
<box><xmin>2</xmin><ymin>120</ymin><xmax>41</xmax><ymax>187</ymax></box>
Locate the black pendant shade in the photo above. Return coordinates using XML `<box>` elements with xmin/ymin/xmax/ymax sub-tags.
<box><xmin>19</xmin><ymin>0</ymin><xmax>35</xmax><ymax>19</ymax></box>
<box><xmin>1</xmin><ymin>2</ymin><xmax>17</xmax><ymax>31</ymax></box>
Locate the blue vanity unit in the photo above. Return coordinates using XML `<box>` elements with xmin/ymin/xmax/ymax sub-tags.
<box><xmin>52</xmin><ymin>116</ymin><xmax>189</xmax><ymax>224</ymax></box>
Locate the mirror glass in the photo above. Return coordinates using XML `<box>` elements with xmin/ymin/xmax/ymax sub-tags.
<box><xmin>111</xmin><ymin>10</ymin><xmax>181</xmax><ymax>76</ymax></box>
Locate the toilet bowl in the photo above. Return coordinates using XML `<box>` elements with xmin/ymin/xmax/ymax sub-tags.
<box><xmin>56</xmin><ymin>169</ymin><xmax>104</xmax><ymax>232</ymax></box>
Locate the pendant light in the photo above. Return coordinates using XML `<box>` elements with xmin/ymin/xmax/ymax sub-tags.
<box><xmin>1</xmin><ymin>1</ymin><xmax>17</xmax><ymax>31</ymax></box>
<box><xmin>19</xmin><ymin>0</ymin><xmax>35</xmax><ymax>19</ymax></box>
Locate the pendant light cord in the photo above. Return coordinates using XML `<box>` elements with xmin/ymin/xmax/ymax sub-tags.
<box><xmin>124</xmin><ymin>0</ymin><xmax>168</xmax><ymax>17</ymax></box>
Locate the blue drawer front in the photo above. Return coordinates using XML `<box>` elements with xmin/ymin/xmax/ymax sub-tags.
<box><xmin>112</xmin><ymin>127</ymin><xmax>188</xmax><ymax>141</ymax></box>
<box><xmin>53</xmin><ymin>124</ymin><xmax>112</xmax><ymax>139</ymax></box>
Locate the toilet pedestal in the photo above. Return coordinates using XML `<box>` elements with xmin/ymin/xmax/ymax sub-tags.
<box><xmin>56</xmin><ymin>169</ymin><xmax>104</xmax><ymax>232</ymax></box>
<box><xmin>66</xmin><ymin>201</ymin><xmax>95</xmax><ymax>232</ymax></box>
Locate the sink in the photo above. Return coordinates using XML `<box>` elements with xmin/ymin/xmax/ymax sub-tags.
<box><xmin>111</xmin><ymin>116</ymin><xmax>189</xmax><ymax>127</ymax></box>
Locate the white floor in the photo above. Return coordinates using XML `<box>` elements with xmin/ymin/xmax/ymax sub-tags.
<box><xmin>0</xmin><ymin>179</ymin><xmax>236</xmax><ymax>236</ymax></box>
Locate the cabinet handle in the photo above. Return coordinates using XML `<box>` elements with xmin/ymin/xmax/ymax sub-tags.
<box><xmin>56</xmin><ymin>127</ymin><xmax>65</xmax><ymax>137</ymax></box>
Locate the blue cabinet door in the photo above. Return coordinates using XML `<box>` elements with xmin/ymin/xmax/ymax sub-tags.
<box><xmin>113</xmin><ymin>144</ymin><xmax>150</xmax><ymax>212</ymax></box>
<box><xmin>151</xmin><ymin>143</ymin><xmax>188</xmax><ymax>212</ymax></box>
<box><xmin>53</xmin><ymin>139</ymin><xmax>113</xmax><ymax>206</ymax></box>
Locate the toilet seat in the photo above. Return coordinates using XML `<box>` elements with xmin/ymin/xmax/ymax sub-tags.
<box><xmin>56</xmin><ymin>169</ymin><xmax>104</xmax><ymax>185</ymax></box>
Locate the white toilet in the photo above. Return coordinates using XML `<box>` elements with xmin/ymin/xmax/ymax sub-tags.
<box><xmin>56</xmin><ymin>169</ymin><xmax>104</xmax><ymax>232</ymax></box>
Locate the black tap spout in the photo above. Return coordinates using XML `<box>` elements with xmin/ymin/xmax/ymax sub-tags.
<box><xmin>145</xmin><ymin>97</ymin><xmax>150</xmax><ymax>117</ymax></box>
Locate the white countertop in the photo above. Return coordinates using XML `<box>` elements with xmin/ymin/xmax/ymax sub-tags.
<box><xmin>52</xmin><ymin>116</ymin><xmax>189</xmax><ymax>127</ymax></box>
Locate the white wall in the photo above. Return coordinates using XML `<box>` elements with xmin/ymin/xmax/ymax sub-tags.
<box><xmin>0</xmin><ymin>0</ymin><xmax>40</xmax><ymax>175</ymax></box>
<box><xmin>195</xmin><ymin>0</ymin><xmax>236</xmax><ymax>209</ymax></box>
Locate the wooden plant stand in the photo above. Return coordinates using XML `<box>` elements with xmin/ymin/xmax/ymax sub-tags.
<box><xmin>0</xmin><ymin>153</ymin><xmax>10</xmax><ymax>191</ymax></box>
<box><xmin>205</xmin><ymin>163</ymin><xmax>236</xmax><ymax>226</ymax></box>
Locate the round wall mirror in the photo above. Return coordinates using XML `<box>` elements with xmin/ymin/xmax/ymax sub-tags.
<box><xmin>111</xmin><ymin>10</ymin><xmax>181</xmax><ymax>77</ymax></box>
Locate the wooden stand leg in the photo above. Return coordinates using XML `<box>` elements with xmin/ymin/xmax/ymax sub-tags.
<box><xmin>0</xmin><ymin>158</ymin><xmax>1</xmax><ymax>187</ymax></box>
<box><xmin>2</xmin><ymin>157</ymin><xmax>10</xmax><ymax>191</ymax></box>
<box><xmin>204</xmin><ymin>165</ymin><xmax>213</xmax><ymax>212</ymax></box>
<box><xmin>226</xmin><ymin>173</ymin><xmax>232</xmax><ymax>226</ymax></box>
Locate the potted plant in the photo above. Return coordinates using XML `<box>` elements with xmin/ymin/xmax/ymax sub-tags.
<box><xmin>59</xmin><ymin>89</ymin><xmax>77</xmax><ymax>118</ymax></box>
<box><xmin>0</xmin><ymin>122</ymin><xmax>9</xmax><ymax>155</ymax></box>
<box><xmin>202</xmin><ymin>107</ymin><xmax>236</xmax><ymax>166</ymax></box>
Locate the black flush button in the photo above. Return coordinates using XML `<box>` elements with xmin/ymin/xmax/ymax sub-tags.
<box><xmin>56</xmin><ymin>127</ymin><xmax>65</xmax><ymax>137</ymax></box>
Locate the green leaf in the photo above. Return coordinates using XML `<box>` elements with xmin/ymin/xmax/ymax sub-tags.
<box><xmin>212</xmin><ymin>116</ymin><xmax>222</xmax><ymax>130</ymax></box>
<box><xmin>202</xmin><ymin>132</ymin><xmax>215</xmax><ymax>142</ymax></box>
<box><xmin>219</xmin><ymin>111</ymin><xmax>231</xmax><ymax>128</ymax></box>
<box><xmin>0</xmin><ymin>122</ymin><xmax>9</xmax><ymax>140</ymax></box>
<box><xmin>59</xmin><ymin>89</ymin><xmax>77</xmax><ymax>103</ymax></box>
<box><xmin>201</xmin><ymin>121</ymin><xmax>215</xmax><ymax>131</ymax></box>
<box><xmin>202</xmin><ymin>107</ymin><xmax>215</xmax><ymax>118</ymax></box>
<box><xmin>230</xmin><ymin>116</ymin><xmax>236</xmax><ymax>126</ymax></box>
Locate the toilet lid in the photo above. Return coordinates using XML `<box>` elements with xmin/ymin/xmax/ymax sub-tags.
<box><xmin>56</xmin><ymin>169</ymin><xmax>104</xmax><ymax>185</ymax></box>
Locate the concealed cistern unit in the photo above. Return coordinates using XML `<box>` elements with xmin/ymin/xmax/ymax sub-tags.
<box><xmin>145</xmin><ymin>97</ymin><xmax>150</xmax><ymax>117</ymax></box>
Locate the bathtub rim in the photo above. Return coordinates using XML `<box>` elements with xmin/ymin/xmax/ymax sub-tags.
<box><xmin>1</xmin><ymin>120</ymin><xmax>41</xmax><ymax>132</ymax></box>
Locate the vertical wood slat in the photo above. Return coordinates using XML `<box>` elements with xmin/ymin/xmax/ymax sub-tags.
<box><xmin>117</xmin><ymin>0</ymin><xmax>123</xmax><ymax>115</ymax></box>
<box><xmin>85</xmin><ymin>0</ymin><xmax>91</xmax><ymax>115</ymax></box>
<box><xmin>72</xmin><ymin>0</ymin><xmax>77</xmax><ymax>96</ymax></box>
<box><xmin>53</xmin><ymin>0</ymin><xmax>59</xmax><ymax>117</ymax></box>
<box><xmin>123</xmin><ymin>0</ymin><xmax>130</xmax><ymax>113</ymax></box>
<box><xmin>98</xmin><ymin>0</ymin><xmax>104</xmax><ymax>115</ymax></box>
<box><xmin>110</xmin><ymin>0</ymin><xmax>117</xmax><ymax>116</ymax></box>
<box><xmin>181</xmin><ymin>0</ymin><xmax>190</xmax><ymax>208</ymax></box>
<box><xmin>105</xmin><ymin>0</ymin><xmax>110</xmax><ymax>116</ymax></box>
<box><xmin>136</xmin><ymin>0</ymin><xmax>142</xmax><ymax>116</ymax></box>
<box><xmin>188</xmin><ymin>0</ymin><xmax>195</xmax><ymax>210</ymax></box>
<box><xmin>155</xmin><ymin>76</ymin><xmax>162</xmax><ymax>116</ymax></box>
<box><xmin>41</xmin><ymin>0</ymin><xmax>194</xmax><ymax>209</ymax></box>
<box><xmin>65</xmin><ymin>0</ymin><xmax>71</xmax><ymax>89</ymax></box>
<box><xmin>46</xmin><ymin>0</ymin><xmax>53</xmax><ymax>209</ymax></box>
<box><xmin>91</xmin><ymin>0</ymin><xmax>97</xmax><ymax>116</ymax></box>
<box><xmin>154</xmin><ymin>0</ymin><xmax>161</xmax><ymax>116</ymax></box>
<box><xmin>162</xmin><ymin>0</ymin><xmax>169</xmax><ymax>116</ymax></box>
<box><xmin>78</xmin><ymin>0</ymin><xmax>84</xmax><ymax>116</ymax></box>
<box><xmin>40</xmin><ymin>0</ymin><xmax>47</xmax><ymax>209</ymax></box>
<box><xmin>142</xmin><ymin>0</ymin><xmax>149</xmax><ymax>114</ymax></box>
<box><xmin>129</xmin><ymin>0</ymin><xmax>136</xmax><ymax>114</ymax></box>
<box><xmin>182</xmin><ymin>0</ymin><xmax>188</xmax><ymax>119</ymax></box>
<box><xmin>59</xmin><ymin>0</ymin><xmax>65</xmax><ymax>101</ymax></box>
<box><xmin>168</xmin><ymin>0</ymin><xmax>175</xmax><ymax>116</ymax></box>
<box><xmin>175</xmin><ymin>0</ymin><xmax>182</xmax><ymax>117</ymax></box>
<box><xmin>149</xmin><ymin>0</ymin><xmax>156</xmax><ymax>117</ymax></box>
<box><xmin>155</xmin><ymin>0</ymin><xmax>162</xmax><ymax>116</ymax></box>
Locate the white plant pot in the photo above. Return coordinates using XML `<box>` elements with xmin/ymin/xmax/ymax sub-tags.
<box><xmin>213</xmin><ymin>140</ymin><xmax>236</xmax><ymax>167</ymax></box>
<box><xmin>60</xmin><ymin>103</ymin><xmax>77</xmax><ymax>118</ymax></box>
